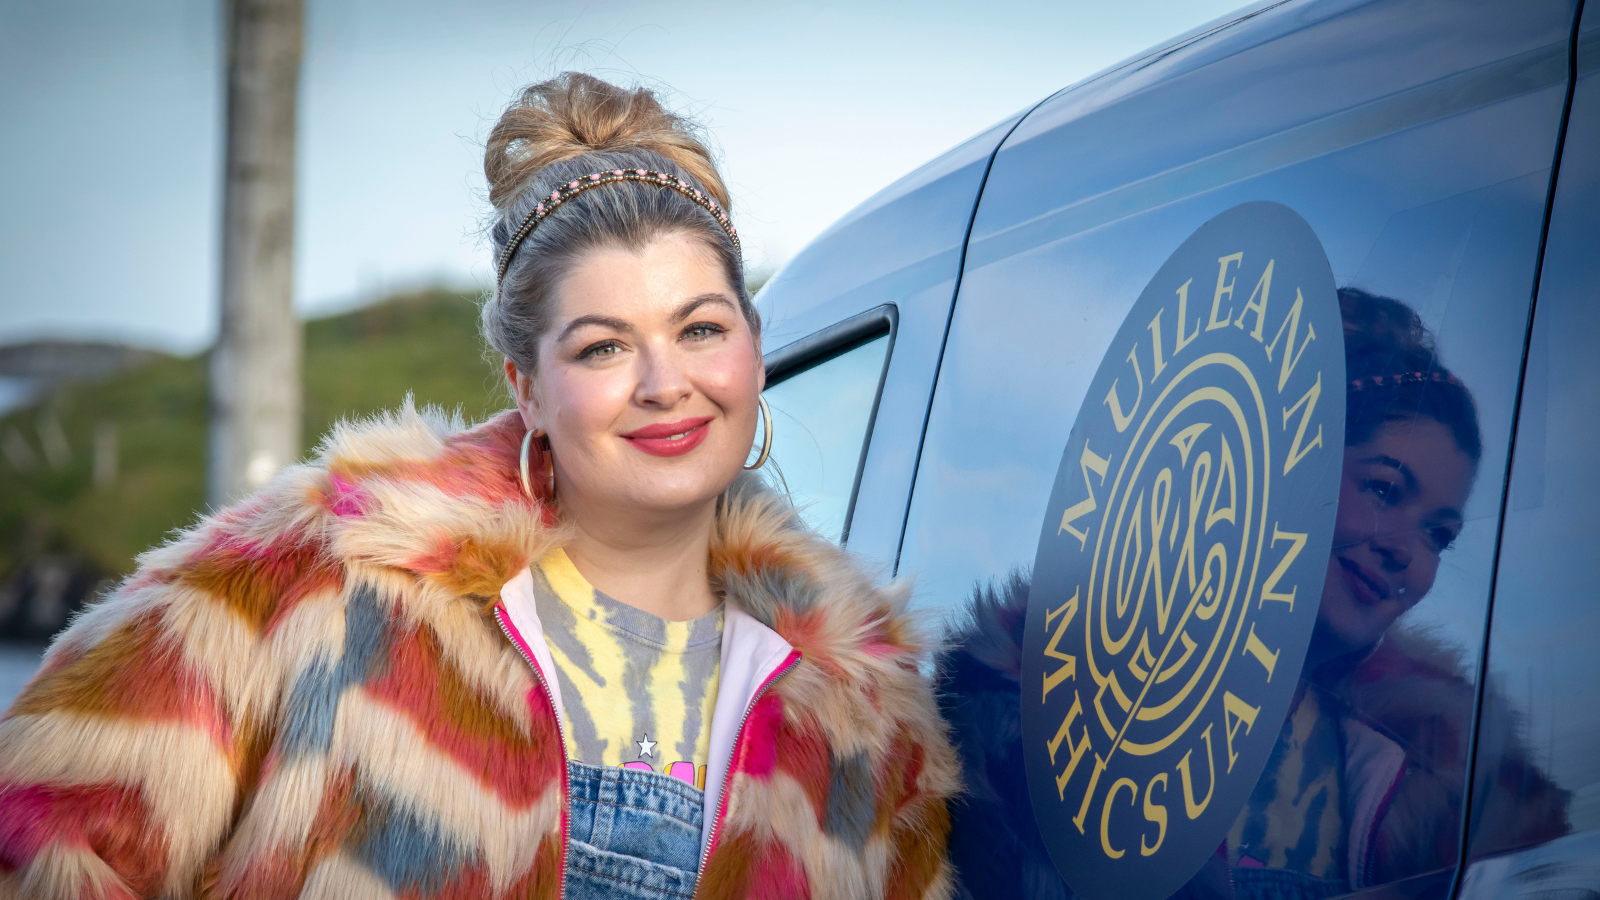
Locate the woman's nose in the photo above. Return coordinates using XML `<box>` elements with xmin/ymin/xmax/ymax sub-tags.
<box><xmin>1369</xmin><ymin>526</ymin><xmax>1415</xmax><ymax>573</ymax></box>
<box><xmin>634</xmin><ymin>346</ymin><xmax>693</xmax><ymax>408</ymax></box>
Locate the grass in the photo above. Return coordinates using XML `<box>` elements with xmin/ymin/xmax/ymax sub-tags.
<box><xmin>0</xmin><ymin>287</ymin><xmax>503</xmax><ymax>583</ymax></box>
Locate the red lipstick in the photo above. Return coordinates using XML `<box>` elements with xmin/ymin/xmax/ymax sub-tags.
<box><xmin>621</xmin><ymin>417</ymin><xmax>714</xmax><ymax>457</ymax></box>
<box><xmin>1337</xmin><ymin>555</ymin><xmax>1391</xmax><ymax>607</ymax></box>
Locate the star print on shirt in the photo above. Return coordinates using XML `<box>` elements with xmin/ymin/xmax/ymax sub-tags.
<box><xmin>637</xmin><ymin>737</ymin><xmax>657</xmax><ymax>759</ymax></box>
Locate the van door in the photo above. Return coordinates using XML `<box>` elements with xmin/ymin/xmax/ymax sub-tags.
<box><xmin>1459</xmin><ymin>1</ymin><xmax>1600</xmax><ymax>895</ymax></box>
<box><xmin>898</xmin><ymin>0</ymin><xmax>1580</xmax><ymax>897</ymax></box>
<box><xmin>754</xmin><ymin>113</ymin><xmax>1023</xmax><ymax>563</ymax></box>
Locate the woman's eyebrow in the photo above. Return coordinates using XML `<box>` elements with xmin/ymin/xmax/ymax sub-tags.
<box><xmin>672</xmin><ymin>294</ymin><xmax>736</xmax><ymax>322</ymax></box>
<box><xmin>1360</xmin><ymin>454</ymin><xmax>1417</xmax><ymax>492</ymax></box>
<box><xmin>557</xmin><ymin>314</ymin><xmax>632</xmax><ymax>343</ymax></box>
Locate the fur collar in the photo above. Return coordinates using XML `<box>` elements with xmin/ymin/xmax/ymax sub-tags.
<box><xmin>286</xmin><ymin>403</ymin><xmax>933</xmax><ymax>681</ymax></box>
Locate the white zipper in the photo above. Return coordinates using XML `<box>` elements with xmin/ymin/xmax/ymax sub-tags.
<box><xmin>693</xmin><ymin>653</ymin><xmax>801</xmax><ymax>896</ymax></box>
<box><xmin>495</xmin><ymin>605</ymin><xmax>570</xmax><ymax>900</ymax></box>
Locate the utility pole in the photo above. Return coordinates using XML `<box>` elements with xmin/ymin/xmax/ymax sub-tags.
<box><xmin>209</xmin><ymin>0</ymin><xmax>303</xmax><ymax>506</ymax></box>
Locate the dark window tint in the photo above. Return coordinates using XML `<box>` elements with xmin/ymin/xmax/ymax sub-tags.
<box><xmin>762</xmin><ymin>333</ymin><xmax>890</xmax><ymax>542</ymax></box>
<box><xmin>1459</xmin><ymin>5</ymin><xmax>1600</xmax><ymax>895</ymax></box>
<box><xmin>907</xmin><ymin>1</ymin><xmax>1577</xmax><ymax>898</ymax></box>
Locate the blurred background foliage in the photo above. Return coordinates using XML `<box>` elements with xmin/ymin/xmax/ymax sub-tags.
<box><xmin>0</xmin><ymin>288</ymin><xmax>500</xmax><ymax>635</ymax></box>
<box><xmin>0</xmin><ymin>274</ymin><xmax>768</xmax><ymax>639</ymax></box>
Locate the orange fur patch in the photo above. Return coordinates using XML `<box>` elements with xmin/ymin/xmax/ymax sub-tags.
<box><xmin>181</xmin><ymin>538</ymin><xmax>341</xmax><ymax>635</ymax></box>
<box><xmin>12</xmin><ymin>613</ymin><xmax>228</xmax><ymax>742</ymax></box>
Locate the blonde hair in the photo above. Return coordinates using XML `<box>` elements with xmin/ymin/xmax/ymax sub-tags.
<box><xmin>481</xmin><ymin>73</ymin><xmax>753</xmax><ymax>372</ymax></box>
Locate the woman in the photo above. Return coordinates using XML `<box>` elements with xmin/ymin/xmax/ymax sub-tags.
<box><xmin>1222</xmin><ymin>289</ymin><xmax>1565</xmax><ymax>898</ymax></box>
<box><xmin>0</xmin><ymin>73</ymin><xmax>957</xmax><ymax>900</ymax></box>
<box><xmin>936</xmin><ymin>289</ymin><xmax>1564</xmax><ymax>899</ymax></box>
<box><xmin>1223</xmin><ymin>288</ymin><xmax>1486</xmax><ymax>899</ymax></box>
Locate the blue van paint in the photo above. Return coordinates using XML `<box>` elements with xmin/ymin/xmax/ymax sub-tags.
<box><xmin>761</xmin><ymin>0</ymin><xmax>1594</xmax><ymax>896</ymax></box>
<box><xmin>757</xmin><ymin>112</ymin><xmax>1028</xmax><ymax>570</ymax></box>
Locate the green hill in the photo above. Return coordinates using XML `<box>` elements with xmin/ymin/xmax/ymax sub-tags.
<box><xmin>0</xmin><ymin>288</ymin><xmax>503</xmax><ymax>589</ymax></box>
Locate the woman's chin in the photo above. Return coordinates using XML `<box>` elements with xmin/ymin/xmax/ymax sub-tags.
<box><xmin>564</xmin><ymin>448</ymin><xmax>745</xmax><ymax>519</ymax></box>
<box><xmin>1314</xmin><ymin>593</ymin><xmax>1397</xmax><ymax>660</ymax></box>
<box><xmin>1315</xmin><ymin>563</ymin><xmax>1394</xmax><ymax>659</ymax></box>
<box><xmin>617</xmin><ymin>471</ymin><xmax>738</xmax><ymax>514</ymax></box>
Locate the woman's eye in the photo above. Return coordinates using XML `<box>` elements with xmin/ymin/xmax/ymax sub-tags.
<box><xmin>683</xmin><ymin>322</ymin><xmax>726</xmax><ymax>341</ymax></box>
<box><xmin>1362</xmin><ymin>478</ymin><xmax>1400</xmax><ymax>504</ymax></box>
<box><xmin>578</xmin><ymin>340</ymin><xmax>621</xmax><ymax>360</ymax></box>
<box><xmin>1428</xmin><ymin>525</ymin><xmax>1459</xmax><ymax>552</ymax></box>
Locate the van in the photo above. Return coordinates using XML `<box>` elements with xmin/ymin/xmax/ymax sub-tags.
<box><xmin>752</xmin><ymin>0</ymin><xmax>1599</xmax><ymax>898</ymax></box>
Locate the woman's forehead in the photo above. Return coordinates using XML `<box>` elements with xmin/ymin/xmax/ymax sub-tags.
<box><xmin>1352</xmin><ymin>417</ymin><xmax>1475</xmax><ymax>506</ymax></box>
<box><xmin>553</xmin><ymin>238</ymin><xmax>735</xmax><ymax>326</ymax></box>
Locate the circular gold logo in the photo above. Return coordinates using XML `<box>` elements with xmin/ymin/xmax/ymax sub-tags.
<box><xmin>1022</xmin><ymin>202</ymin><xmax>1344</xmax><ymax>900</ymax></box>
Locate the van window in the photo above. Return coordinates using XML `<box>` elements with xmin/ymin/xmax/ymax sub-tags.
<box><xmin>762</xmin><ymin>332</ymin><xmax>890</xmax><ymax>542</ymax></box>
<box><xmin>902</xmin><ymin>1</ymin><xmax>1577</xmax><ymax>898</ymax></box>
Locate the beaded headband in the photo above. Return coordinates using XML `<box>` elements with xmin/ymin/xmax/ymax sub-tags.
<box><xmin>1348</xmin><ymin>370</ymin><xmax>1465</xmax><ymax>392</ymax></box>
<box><xmin>496</xmin><ymin>168</ymin><xmax>740</xmax><ymax>284</ymax></box>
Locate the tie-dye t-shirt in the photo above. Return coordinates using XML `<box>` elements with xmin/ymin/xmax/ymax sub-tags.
<box><xmin>531</xmin><ymin>548</ymin><xmax>723</xmax><ymax>789</ymax></box>
<box><xmin>1227</xmin><ymin>684</ymin><xmax>1347</xmax><ymax>882</ymax></box>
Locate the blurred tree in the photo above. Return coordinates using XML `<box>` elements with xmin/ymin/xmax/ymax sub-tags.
<box><xmin>210</xmin><ymin>0</ymin><xmax>303</xmax><ymax>505</ymax></box>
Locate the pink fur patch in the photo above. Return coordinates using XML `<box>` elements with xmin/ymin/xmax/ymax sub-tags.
<box><xmin>325</xmin><ymin>474</ymin><xmax>367</xmax><ymax>517</ymax></box>
<box><xmin>0</xmin><ymin>781</ymin><xmax>59</xmax><ymax>862</ymax></box>
<box><xmin>736</xmin><ymin>692</ymin><xmax>787</xmax><ymax>780</ymax></box>
<box><xmin>403</xmin><ymin>533</ymin><xmax>459</xmax><ymax>575</ymax></box>
<box><xmin>747</xmin><ymin>840</ymin><xmax>810</xmax><ymax>899</ymax></box>
<box><xmin>0</xmin><ymin>780</ymin><xmax>165</xmax><ymax>891</ymax></box>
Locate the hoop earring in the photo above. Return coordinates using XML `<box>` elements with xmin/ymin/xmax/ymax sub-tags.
<box><xmin>519</xmin><ymin>429</ymin><xmax>538</xmax><ymax>499</ymax></box>
<box><xmin>744</xmin><ymin>396</ymin><xmax>773</xmax><ymax>470</ymax></box>
<box><xmin>519</xmin><ymin>430</ymin><xmax>556</xmax><ymax>500</ymax></box>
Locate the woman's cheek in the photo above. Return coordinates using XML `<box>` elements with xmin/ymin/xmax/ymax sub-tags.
<box><xmin>560</xmin><ymin>370</ymin><xmax>624</xmax><ymax>435</ymax></box>
<box><xmin>695</xmin><ymin>356</ymin><xmax>760</xmax><ymax>416</ymax></box>
<box><xmin>709</xmin><ymin>339</ymin><xmax>760</xmax><ymax>384</ymax></box>
<box><xmin>1405</xmin><ymin>554</ymin><xmax>1442</xmax><ymax>606</ymax></box>
<box><xmin>1332</xmin><ymin>476</ymin><xmax>1373</xmax><ymax>543</ymax></box>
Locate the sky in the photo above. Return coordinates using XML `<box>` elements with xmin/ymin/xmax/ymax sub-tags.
<box><xmin>0</xmin><ymin>0</ymin><xmax>1246</xmax><ymax>353</ymax></box>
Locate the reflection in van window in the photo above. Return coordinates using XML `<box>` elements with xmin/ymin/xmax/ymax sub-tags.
<box><xmin>762</xmin><ymin>334</ymin><xmax>889</xmax><ymax>542</ymax></box>
<box><xmin>1463</xmin><ymin>6</ymin><xmax>1600</xmax><ymax>872</ymax></box>
<box><xmin>936</xmin><ymin>291</ymin><xmax>1566</xmax><ymax>899</ymax></box>
<box><xmin>1225</xmin><ymin>291</ymin><xmax>1486</xmax><ymax>898</ymax></box>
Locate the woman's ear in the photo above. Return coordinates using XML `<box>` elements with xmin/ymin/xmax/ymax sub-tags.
<box><xmin>753</xmin><ymin>335</ymin><xmax>766</xmax><ymax>394</ymax></box>
<box><xmin>505</xmin><ymin>358</ymin><xmax>541</xmax><ymax>432</ymax></box>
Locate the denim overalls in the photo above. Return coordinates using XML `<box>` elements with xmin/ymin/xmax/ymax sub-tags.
<box><xmin>563</xmin><ymin>760</ymin><xmax>706</xmax><ymax>900</ymax></box>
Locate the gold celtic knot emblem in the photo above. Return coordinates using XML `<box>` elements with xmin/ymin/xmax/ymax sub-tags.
<box><xmin>1023</xmin><ymin>202</ymin><xmax>1344</xmax><ymax>900</ymax></box>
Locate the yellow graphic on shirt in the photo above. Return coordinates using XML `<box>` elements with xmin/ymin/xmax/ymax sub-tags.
<box><xmin>533</xmin><ymin>549</ymin><xmax>722</xmax><ymax>789</ymax></box>
<box><xmin>1226</xmin><ymin>686</ymin><xmax>1345</xmax><ymax>878</ymax></box>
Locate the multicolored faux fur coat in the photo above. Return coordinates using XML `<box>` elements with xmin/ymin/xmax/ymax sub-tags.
<box><xmin>0</xmin><ymin>407</ymin><xmax>958</xmax><ymax>900</ymax></box>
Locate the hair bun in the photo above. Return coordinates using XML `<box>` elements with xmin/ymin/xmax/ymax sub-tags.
<box><xmin>484</xmin><ymin>72</ymin><xmax>728</xmax><ymax>211</ymax></box>
<box><xmin>1339</xmin><ymin>286</ymin><xmax>1437</xmax><ymax>380</ymax></box>
<box><xmin>1336</xmin><ymin>288</ymin><xmax>1480</xmax><ymax>459</ymax></box>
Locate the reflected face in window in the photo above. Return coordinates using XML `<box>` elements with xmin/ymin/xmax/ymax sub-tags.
<box><xmin>1317</xmin><ymin>416</ymin><xmax>1476</xmax><ymax>659</ymax></box>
